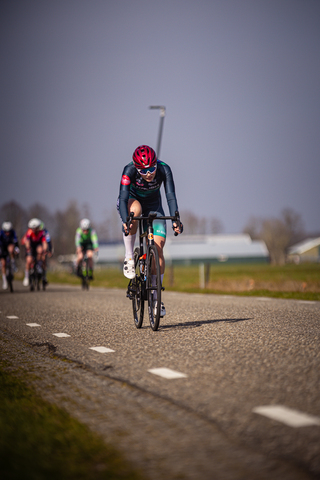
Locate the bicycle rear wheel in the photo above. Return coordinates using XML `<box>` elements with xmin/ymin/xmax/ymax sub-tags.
<box><xmin>147</xmin><ymin>245</ymin><xmax>161</xmax><ymax>331</ymax></box>
<box><xmin>131</xmin><ymin>247</ymin><xmax>144</xmax><ymax>328</ymax></box>
<box><xmin>6</xmin><ymin>261</ymin><xmax>13</xmax><ymax>293</ymax></box>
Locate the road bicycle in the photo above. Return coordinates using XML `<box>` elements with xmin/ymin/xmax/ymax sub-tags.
<box><xmin>4</xmin><ymin>253</ymin><xmax>14</xmax><ymax>293</ymax></box>
<box><xmin>81</xmin><ymin>251</ymin><xmax>90</xmax><ymax>290</ymax></box>
<box><xmin>126</xmin><ymin>211</ymin><xmax>182</xmax><ymax>331</ymax></box>
<box><xmin>78</xmin><ymin>250</ymin><xmax>95</xmax><ymax>290</ymax></box>
<box><xmin>29</xmin><ymin>256</ymin><xmax>46</xmax><ymax>291</ymax></box>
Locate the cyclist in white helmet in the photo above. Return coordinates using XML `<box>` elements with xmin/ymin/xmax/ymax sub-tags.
<box><xmin>0</xmin><ymin>222</ymin><xmax>20</xmax><ymax>289</ymax></box>
<box><xmin>22</xmin><ymin>218</ymin><xmax>47</xmax><ymax>286</ymax></box>
<box><xmin>75</xmin><ymin>219</ymin><xmax>99</xmax><ymax>280</ymax></box>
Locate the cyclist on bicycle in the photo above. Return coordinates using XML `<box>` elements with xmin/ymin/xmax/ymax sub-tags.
<box><xmin>39</xmin><ymin>221</ymin><xmax>53</xmax><ymax>286</ymax></box>
<box><xmin>117</xmin><ymin>145</ymin><xmax>183</xmax><ymax>317</ymax></box>
<box><xmin>22</xmin><ymin>218</ymin><xmax>48</xmax><ymax>287</ymax></box>
<box><xmin>0</xmin><ymin>222</ymin><xmax>19</xmax><ymax>290</ymax></box>
<box><xmin>75</xmin><ymin>219</ymin><xmax>99</xmax><ymax>280</ymax></box>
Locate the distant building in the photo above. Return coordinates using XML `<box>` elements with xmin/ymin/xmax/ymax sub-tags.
<box><xmin>163</xmin><ymin>234</ymin><xmax>269</xmax><ymax>265</ymax></box>
<box><xmin>287</xmin><ymin>237</ymin><xmax>320</xmax><ymax>263</ymax></box>
<box><xmin>92</xmin><ymin>234</ymin><xmax>269</xmax><ymax>266</ymax></box>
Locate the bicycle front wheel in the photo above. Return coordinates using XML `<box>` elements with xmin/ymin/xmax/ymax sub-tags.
<box><xmin>131</xmin><ymin>247</ymin><xmax>144</xmax><ymax>328</ymax></box>
<box><xmin>147</xmin><ymin>245</ymin><xmax>161</xmax><ymax>331</ymax></box>
<box><xmin>29</xmin><ymin>269</ymin><xmax>35</xmax><ymax>292</ymax></box>
<box><xmin>8</xmin><ymin>276</ymin><xmax>13</xmax><ymax>293</ymax></box>
<box><xmin>6</xmin><ymin>265</ymin><xmax>13</xmax><ymax>293</ymax></box>
<box><xmin>82</xmin><ymin>258</ymin><xmax>89</xmax><ymax>290</ymax></box>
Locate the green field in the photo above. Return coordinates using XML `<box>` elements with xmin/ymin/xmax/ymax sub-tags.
<box><xmin>0</xmin><ymin>359</ymin><xmax>144</xmax><ymax>480</ymax></box>
<box><xmin>47</xmin><ymin>263</ymin><xmax>320</xmax><ymax>301</ymax></box>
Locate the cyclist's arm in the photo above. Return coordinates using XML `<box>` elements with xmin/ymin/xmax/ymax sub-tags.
<box><xmin>162</xmin><ymin>164</ymin><xmax>183</xmax><ymax>234</ymax></box>
<box><xmin>24</xmin><ymin>231</ymin><xmax>31</xmax><ymax>251</ymax></box>
<box><xmin>91</xmin><ymin>229</ymin><xmax>99</xmax><ymax>250</ymax></box>
<box><xmin>42</xmin><ymin>239</ymin><xmax>48</xmax><ymax>253</ymax></box>
<box><xmin>162</xmin><ymin>164</ymin><xmax>179</xmax><ymax>216</ymax></box>
<box><xmin>75</xmin><ymin>228</ymin><xmax>82</xmax><ymax>248</ymax></box>
<box><xmin>12</xmin><ymin>230</ymin><xmax>19</xmax><ymax>247</ymax></box>
<box><xmin>118</xmin><ymin>164</ymin><xmax>135</xmax><ymax>223</ymax></box>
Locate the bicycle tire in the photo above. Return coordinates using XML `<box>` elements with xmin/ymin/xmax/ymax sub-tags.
<box><xmin>147</xmin><ymin>245</ymin><xmax>161</xmax><ymax>331</ymax></box>
<box><xmin>82</xmin><ymin>277</ymin><xmax>89</xmax><ymax>290</ymax></box>
<box><xmin>82</xmin><ymin>257</ymin><xmax>89</xmax><ymax>290</ymax></box>
<box><xmin>6</xmin><ymin>261</ymin><xmax>13</xmax><ymax>293</ymax></box>
<box><xmin>29</xmin><ymin>268</ymin><xmax>35</xmax><ymax>292</ymax></box>
<box><xmin>131</xmin><ymin>247</ymin><xmax>144</xmax><ymax>328</ymax></box>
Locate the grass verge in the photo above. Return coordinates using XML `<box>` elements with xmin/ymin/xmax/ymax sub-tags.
<box><xmin>46</xmin><ymin>263</ymin><xmax>320</xmax><ymax>301</ymax></box>
<box><xmin>0</xmin><ymin>362</ymin><xmax>143</xmax><ymax>480</ymax></box>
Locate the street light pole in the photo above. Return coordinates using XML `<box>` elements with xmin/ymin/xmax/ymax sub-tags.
<box><xmin>149</xmin><ymin>105</ymin><xmax>166</xmax><ymax>158</ymax></box>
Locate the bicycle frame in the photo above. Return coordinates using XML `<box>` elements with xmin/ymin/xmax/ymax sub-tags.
<box><xmin>81</xmin><ymin>250</ymin><xmax>90</xmax><ymax>290</ymax></box>
<box><xmin>5</xmin><ymin>254</ymin><xmax>14</xmax><ymax>293</ymax></box>
<box><xmin>29</xmin><ymin>254</ymin><xmax>45</xmax><ymax>291</ymax></box>
<box><xmin>126</xmin><ymin>211</ymin><xmax>182</xmax><ymax>331</ymax></box>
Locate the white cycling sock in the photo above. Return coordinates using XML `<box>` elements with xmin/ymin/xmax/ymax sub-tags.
<box><xmin>123</xmin><ymin>233</ymin><xmax>136</xmax><ymax>259</ymax></box>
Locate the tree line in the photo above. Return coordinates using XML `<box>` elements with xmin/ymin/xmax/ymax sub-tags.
<box><xmin>242</xmin><ymin>208</ymin><xmax>308</xmax><ymax>265</ymax></box>
<box><xmin>0</xmin><ymin>200</ymin><xmax>122</xmax><ymax>257</ymax></box>
<box><xmin>180</xmin><ymin>207</ymin><xmax>310</xmax><ymax>265</ymax></box>
<box><xmin>0</xmin><ymin>200</ymin><xmax>312</xmax><ymax>264</ymax></box>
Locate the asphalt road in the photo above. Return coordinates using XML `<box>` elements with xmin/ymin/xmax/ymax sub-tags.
<box><xmin>0</xmin><ymin>281</ymin><xmax>319</xmax><ymax>480</ymax></box>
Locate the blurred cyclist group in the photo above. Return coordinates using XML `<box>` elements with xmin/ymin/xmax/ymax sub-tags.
<box><xmin>0</xmin><ymin>217</ymin><xmax>99</xmax><ymax>290</ymax></box>
<box><xmin>1</xmin><ymin>144</ymin><xmax>182</xmax><ymax>301</ymax></box>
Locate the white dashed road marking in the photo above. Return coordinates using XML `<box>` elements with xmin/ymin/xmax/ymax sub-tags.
<box><xmin>53</xmin><ymin>333</ymin><xmax>71</xmax><ymax>338</ymax></box>
<box><xmin>89</xmin><ymin>346</ymin><xmax>115</xmax><ymax>353</ymax></box>
<box><xmin>7</xmin><ymin>316</ymin><xmax>19</xmax><ymax>319</ymax></box>
<box><xmin>148</xmin><ymin>368</ymin><xmax>188</xmax><ymax>379</ymax></box>
<box><xmin>253</xmin><ymin>405</ymin><xmax>320</xmax><ymax>427</ymax></box>
<box><xmin>26</xmin><ymin>323</ymin><xmax>41</xmax><ymax>327</ymax></box>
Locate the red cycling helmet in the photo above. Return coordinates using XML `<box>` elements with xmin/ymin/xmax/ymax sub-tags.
<box><xmin>132</xmin><ymin>145</ymin><xmax>157</xmax><ymax>169</ymax></box>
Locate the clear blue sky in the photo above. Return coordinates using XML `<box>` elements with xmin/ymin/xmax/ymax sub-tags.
<box><xmin>1</xmin><ymin>0</ymin><xmax>319</xmax><ymax>233</ymax></box>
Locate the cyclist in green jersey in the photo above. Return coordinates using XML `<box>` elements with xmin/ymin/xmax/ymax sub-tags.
<box><xmin>75</xmin><ymin>219</ymin><xmax>99</xmax><ymax>280</ymax></box>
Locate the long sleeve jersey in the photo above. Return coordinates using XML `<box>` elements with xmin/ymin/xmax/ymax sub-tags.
<box><xmin>118</xmin><ymin>160</ymin><xmax>179</xmax><ymax>223</ymax></box>
<box><xmin>75</xmin><ymin>228</ymin><xmax>99</xmax><ymax>250</ymax></box>
<box><xmin>0</xmin><ymin>229</ymin><xmax>19</xmax><ymax>248</ymax></box>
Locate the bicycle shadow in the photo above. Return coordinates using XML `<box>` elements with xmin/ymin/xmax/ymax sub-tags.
<box><xmin>159</xmin><ymin>317</ymin><xmax>252</xmax><ymax>330</ymax></box>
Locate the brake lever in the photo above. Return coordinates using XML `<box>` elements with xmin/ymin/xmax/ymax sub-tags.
<box><xmin>124</xmin><ymin>212</ymin><xmax>134</xmax><ymax>236</ymax></box>
<box><xmin>173</xmin><ymin>211</ymin><xmax>183</xmax><ymax>236</ymax></box>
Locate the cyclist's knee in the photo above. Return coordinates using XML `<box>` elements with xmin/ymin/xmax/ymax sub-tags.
<box><xmin>128</xmin><ymin>199</ymin><xmax>142</xmax><ymax>216</ymax></box>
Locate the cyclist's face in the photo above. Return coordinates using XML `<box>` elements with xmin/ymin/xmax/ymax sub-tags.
<box><xmin>138</xmin><ymin>165</ymin><xmax>157</xmax><ymax>182</ymax></box>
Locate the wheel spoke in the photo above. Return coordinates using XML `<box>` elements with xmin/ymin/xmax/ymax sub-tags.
<box><xmin>147</xmin><ymin>246</ymin><xmax>161</xmax><ymax>331</ymax></box>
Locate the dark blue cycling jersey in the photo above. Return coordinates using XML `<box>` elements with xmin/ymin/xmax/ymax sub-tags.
<box><xmin>117</xmin><ymin>160</ymin><xmax>179</xmax><ymax>224</ymax></box>
<box><xmin>0</xmin><ymin>229</ymin><xmax>18</xmax><ymax>257</ymax></box>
